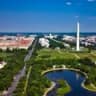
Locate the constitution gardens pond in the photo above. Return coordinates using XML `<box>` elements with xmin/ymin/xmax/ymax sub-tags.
<box><xmin>45</xmin><ymin>70</ymin><xmax>96</xmax><ymax>96</ymax></box>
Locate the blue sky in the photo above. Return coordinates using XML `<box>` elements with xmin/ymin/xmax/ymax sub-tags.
<box><xmin>0</xmin><ymin>0</ymin><xmax>96</xmax><ymax>32</ymax></box>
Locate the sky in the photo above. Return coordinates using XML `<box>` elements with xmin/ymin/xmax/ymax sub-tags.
<box><xmin>0</xmin><ymin>0</ymin><xmax>96</xmax><ymax>32</ymax></box>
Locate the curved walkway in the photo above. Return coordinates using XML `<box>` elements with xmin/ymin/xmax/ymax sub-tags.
<box><xmin>43</xmin><ymin>82</ymin><xmax>56</xmax><ymax>96</ymax></box>
<box><xmin>82</xmin><ymin>80</ymin><xmax>96</xmax><ymax>92</ymax></box>
<box><xmin>23</xmin><ymin>66</ymin><xmax>32</xmax><ymax>95</ymax></box>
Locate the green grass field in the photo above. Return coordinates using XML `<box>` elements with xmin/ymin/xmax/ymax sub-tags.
<box><xmin>57</xmin><ymin>80</ymin><xmax>71</xmax><ymax>96</ymax></box>
<box><xmin>85</xmin><ymin>84</ymin><xmax>96</xmax><ymax>92</ymax></box>
<box><xmin>36</xmin><ymin>48</ymin><xmax>76</xmax><ymax>60</ymax></box>
<box><xmin>0</xmin><ymin>52</ymin><xmax>13</xmax><ymax>58</ymax></box>
<box><xmin>36</xmin><ymin>48</ymin><xmax>96</xmax><ymax>62</ymax></box>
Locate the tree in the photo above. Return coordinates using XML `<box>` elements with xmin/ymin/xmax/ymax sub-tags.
<box><xmin>0</xmin><ymin>57</ymin><xmax>3</xmax><ymax>62</ymax></box>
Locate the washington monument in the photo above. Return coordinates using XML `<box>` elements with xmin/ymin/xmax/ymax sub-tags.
<box><xmin>76</xmin><ymin>21</ymin><xmax>80</xmax><ymax>51</ymax></box>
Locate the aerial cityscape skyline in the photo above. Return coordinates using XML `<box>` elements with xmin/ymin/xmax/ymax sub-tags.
<box><xmin>0</xmin><ymin>1</ymin><xmax>96</xmax><ymax>96</ymax></box>
<box><xmin>0</xmin><ymin>0</ymin><xmax>96</xmax><ymax>32</ymax></box>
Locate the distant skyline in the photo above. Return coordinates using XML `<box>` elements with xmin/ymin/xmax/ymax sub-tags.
<box><xmin>0</xmin><ymin>0</ymin><xmax>96</xmax><ymax>32</ymax></box>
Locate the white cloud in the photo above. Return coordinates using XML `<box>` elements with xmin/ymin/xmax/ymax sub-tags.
<box><xmin>75</xmin><ymin>16</ymin><xmax>79</xmax><ymax>18</ymax></box>
<box><xmin>65</xmin><ymin>2</ymin><xmax>72</xmax><ymax>6</ymax></box>
<box><xmin>88</xmin><ymin>0</ymin><xmax>95</xmax><ymax>2</ymax></box>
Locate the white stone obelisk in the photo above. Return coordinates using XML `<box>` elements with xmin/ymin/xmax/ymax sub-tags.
<box><xmin>76</xmin><ymin>21</ymin><xmax>80</xmax><ymax>51</ymax></box>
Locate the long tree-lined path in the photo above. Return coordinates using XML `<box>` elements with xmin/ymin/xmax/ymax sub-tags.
<box><xmin>3</xmin><ymin>38</ymin><xmax>37</xmax><ymax>96</ymax></box>
<box><xmin>51</xmin><ymin>38</ymin><xmax>64</xmax><ymax>45</ymax></box>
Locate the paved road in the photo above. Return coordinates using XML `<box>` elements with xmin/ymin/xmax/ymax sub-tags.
<box><xmin>2</xmin><ymin>39</ymin><xmax>37</xmax><ymax>96</ymax></box>
<box><xmin>24</xmin><ymin>39</ymin><xmax>37</xmax><ymax>62</ymax></box>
